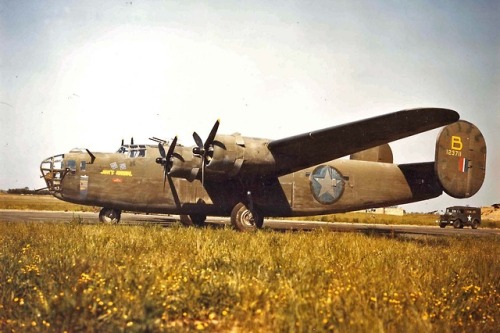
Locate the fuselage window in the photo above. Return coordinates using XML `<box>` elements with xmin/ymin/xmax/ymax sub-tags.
<box><xmin>80</xmin><ymin>161</ymin><xmax>86</xmax><ymax>171</ymax></box>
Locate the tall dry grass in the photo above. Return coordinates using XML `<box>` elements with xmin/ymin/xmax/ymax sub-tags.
<box><xmin>1</xmin><ymin>222</ymin><xmax>498</xmax><ymax>332</ymax></box>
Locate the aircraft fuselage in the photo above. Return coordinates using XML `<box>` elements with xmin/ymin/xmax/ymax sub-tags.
<box><xmin>41</xmin><ymin>144</ymin><xmax>441</xmax><ymax>218</ymax></box>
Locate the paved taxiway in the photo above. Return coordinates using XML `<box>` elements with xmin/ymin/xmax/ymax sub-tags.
<box><xmin>1</xmin><ymin>210</ymin><xmax>498</xmax><ymax>237</ymax></box>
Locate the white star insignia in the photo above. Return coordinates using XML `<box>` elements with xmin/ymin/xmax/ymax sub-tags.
<box><xmin>314</xmin><ymin>169</ymin><xmax>338</xmax><ymax>197</ymax></box>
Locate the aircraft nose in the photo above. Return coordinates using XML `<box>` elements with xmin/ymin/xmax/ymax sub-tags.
<box><xmin>40</xmin><ymin>154</ymin><xmax>65</xmax><ymax>194</ymax></box>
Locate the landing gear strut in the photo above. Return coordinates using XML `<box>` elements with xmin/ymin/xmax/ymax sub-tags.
<box><xmin>99</xmin><ymin>208</ymin><xmax>121</xmax><ymax>224</ymax></box>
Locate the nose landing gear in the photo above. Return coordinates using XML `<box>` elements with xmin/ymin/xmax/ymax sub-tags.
<box><xmin>99</xmin><ymin>208</ymin><xmax>122</xmax><ymax>224</ymax></box>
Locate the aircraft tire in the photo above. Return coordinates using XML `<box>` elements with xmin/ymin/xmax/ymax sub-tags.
<box><xmin>99</xmin><ymin>208</ymin><xmax>121</xmax><ymax>224</ymax></box>
<box><xmin>191</xmin><ymin>215</ymin><xmax>207</xmax><ymax>227</ymax></box>
<box><xmin>471</xmin><ymin>219</ymin><xmax>479</xmax><ymax>229</ymax></box>
<box><xmin>231</xmin><ymin>202</ymin><xmax>264</xmax><ymax>232</ymax></box>
<box><xmin>180</xmin><ymin>214</ymin><xmax>206</xmax><ymax>227</ymax></box>
<box><xmin>180</xmin><ymin>215</ymin><xmax>193</xmax><ymax>226</ymax></box>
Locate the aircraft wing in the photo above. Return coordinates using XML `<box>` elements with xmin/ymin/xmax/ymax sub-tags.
<box><xmin>267</xmin><ymin>108</ymin><xmax>459</xmax><ymax>176</ymax></box>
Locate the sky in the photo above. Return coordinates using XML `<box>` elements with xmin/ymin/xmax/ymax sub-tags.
<box><xmin>1</xmin><ymin>0</ymin><xmax>498</xmax><ymax>212</ymax></box>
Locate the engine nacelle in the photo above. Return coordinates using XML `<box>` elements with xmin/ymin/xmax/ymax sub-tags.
<box><xmin>206</xmin><ymin>134</ymin><xmax>245</xmax><ymax>178</ymax></box>
<box><xmin>169</xmin><ymin>146</ymin><xmax>202</xmax><ymax>182</ymax></box>
<box><xmin>205</xmin><ymin>134</ymin><xmax>277</xmax><ymax>180</ymax></box>
<box><xmin>170</xmin><ymin>134</ymin><xmax>277</xmax><ymax>182</ymax></box>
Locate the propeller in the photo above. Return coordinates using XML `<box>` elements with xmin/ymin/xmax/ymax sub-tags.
<box><xmin>192</xmin><ymin>119</ymin><xmax>220</xmax><ymax>185</ymax></box>
<box><xmin>156</xmin><ymin>136</ymin><xmax>178</xmax><ymax>190</ymax></box>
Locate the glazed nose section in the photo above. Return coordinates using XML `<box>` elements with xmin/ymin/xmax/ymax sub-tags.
<box><xmin>40</xmin><ymin>154</ymin><xmax>65</xmax><ymax>194</ymax></box>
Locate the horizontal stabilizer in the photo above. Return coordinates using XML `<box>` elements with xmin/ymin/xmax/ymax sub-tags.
<box><xmin>435</xmin><ymin>120</ymin><xmax>486</xmax><ymax>198</ymax></box>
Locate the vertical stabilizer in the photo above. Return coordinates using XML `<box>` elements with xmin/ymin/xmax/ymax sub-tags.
<box><xmin>435</xmin><ymin>120</ymin><xmax>486</xmax><ymax>198</ymax></box>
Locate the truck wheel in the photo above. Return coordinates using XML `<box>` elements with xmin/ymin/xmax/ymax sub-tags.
<box><xmin>99</xmin><ymin>208</ymin><xmax>121</xmax><ymax>224</ymax></box>
<box><xmin>439</xmin><ymin>223</ymin><xmax>447</xmax><ymax>228</ymax></box>
<box><xmin>453</xmin><ymin>219</ymin><xmax>462</xmax><ymax>229</ymax></box>
<box><xmin>471</xmin><ymin>219</ymin><xmax>479</xmax><ymax>229</ymax></box>
<box><xmin>231</xmin><ymin>202</ymin><xmax>264</xmax><ymax>232</ymax></box>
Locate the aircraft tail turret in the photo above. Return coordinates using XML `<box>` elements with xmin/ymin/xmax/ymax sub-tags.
<box><xmin>434</xmin><ymin>120</ymin><xmax>486</xmax><ymax>198</ymax></box>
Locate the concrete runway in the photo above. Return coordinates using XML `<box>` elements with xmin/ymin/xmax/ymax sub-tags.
<box><xmin>1</xmin><ymin>209</ymin><xmax>498</xmax><ymax>237</ymax></box>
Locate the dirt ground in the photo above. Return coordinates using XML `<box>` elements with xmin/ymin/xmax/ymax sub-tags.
<box><xmin>482</xmin><ymin>206</ymin><xmax>500</xmax><ymax>220</ymax></box>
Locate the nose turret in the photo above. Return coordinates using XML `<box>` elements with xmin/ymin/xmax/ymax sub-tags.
<box><xmin>40</xmin><ymin>154</ymin><xmax>66</xmax><ymax>195</ymax></box>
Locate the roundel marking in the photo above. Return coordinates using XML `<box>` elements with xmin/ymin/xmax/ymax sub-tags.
<box><xmin>310</xmin><ymin>165</ymin><xmax>345</xmax><ymax>205</ymax></box>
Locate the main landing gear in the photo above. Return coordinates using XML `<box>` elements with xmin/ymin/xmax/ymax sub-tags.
<box><xmin>230</xmin><ymin>202</ymin><xmax>264</xmax><ymax>232</ymax></box>
<box><xmin>99</xmin><ymin>208</ymin><xmax>121</xmax><ymax>224</ymax></box>
<box><xmin>180</xmin><ymin>202</ymin><xmax>264</xmax><ymax>232</ymax></box>
<box><xmin>180</xmin><ymin>214</ymin><xmax>207</xmax><ymax>227</ymax></box>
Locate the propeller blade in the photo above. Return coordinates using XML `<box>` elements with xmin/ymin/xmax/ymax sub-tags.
<box><xmin>156</xmin><ymin>137</ymin><xmax>177</xmax><ymax>191</ymax></box>
<box><xmin>166</xmin><ymin>136</ymin><xmax>177</xmax><ymax>161</ymax></box>
<box><xmin>157</xmin><ymin>143</ymin><xmax>167</xmax><ymax>190</ymax></box>
<box><xmin>204</xmin><ymin>119</ymin><xmax>220</xmax><ymax>151</ymax></box>
<box><xmin>201</xmin><ymin>159</ymin><xmax>205</xmax><ymax>185</ymax></box>
<box><xmin>165</xmin><ymin>136</ymin><xmax>178</xmax><ymax>190</ymax></box>
<box><xmin>193</xmin><ymin>132</ymin><xmax>203</xmax><ymax>149</ymax></box>
<box><xmin>158</xmin><ymin>143</ymin><xmax>166</xmax><ymax>158</ymax></box>
<box><xmin>163</xmin><ymin>167</ymin><xmax>168</xmax><ymax>191</ymax></box>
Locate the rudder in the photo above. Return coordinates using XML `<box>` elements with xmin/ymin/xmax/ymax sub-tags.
<box><xmin>435</xmin><ymin>120</ymin><xmax>486</xmax><ymax>198</ymax></box>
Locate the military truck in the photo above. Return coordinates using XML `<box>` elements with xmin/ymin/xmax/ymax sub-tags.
<box><xmin>438</xmin><ymin>206</ymin><xmax>481</xmax><ymax>229</ymax></box>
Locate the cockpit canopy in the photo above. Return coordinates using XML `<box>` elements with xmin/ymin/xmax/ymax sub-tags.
<box><xmin>117</xmin><ymin>145</ymin><xmax>147</xmax><ymax>158</ymax></box>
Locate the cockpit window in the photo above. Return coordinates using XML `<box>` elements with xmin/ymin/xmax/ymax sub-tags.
<box><xmin>117</xmin><ymin>145</ymin><xmax>146</xmax><ymax>158</ymax></box>
<box><xmin>67</xmin><ymin>160</ymin><xmax>77</xmax><ymax>172</ymax></box>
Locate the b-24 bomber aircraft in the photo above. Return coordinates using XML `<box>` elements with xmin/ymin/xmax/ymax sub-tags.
<box><xmin>40</xmin><ymin>108</ymin><xmax>486</xmax><ymax>231</ymax></box>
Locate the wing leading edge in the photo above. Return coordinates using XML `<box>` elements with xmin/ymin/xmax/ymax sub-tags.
<box><xmin>267</xmin><ymin>108</ymin><xmax>459</xmax><ymax>176</ymax></box>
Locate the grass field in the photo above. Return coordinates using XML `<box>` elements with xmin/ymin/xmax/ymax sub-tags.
<box><xmin>0</xmin><ymin>222</ymin><xmax>498</xmax><ymax>332</ymax></box>
<box><xmin>0</xmin><ymin>194</ymin><xmax>95</xmax><ymax>212</ymax></box>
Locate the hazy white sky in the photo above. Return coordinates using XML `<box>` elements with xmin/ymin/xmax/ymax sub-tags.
<box><xmin>1</xmin><ymin>0</ymin><xmax>498</xmax><ymax>212</ymax></box>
